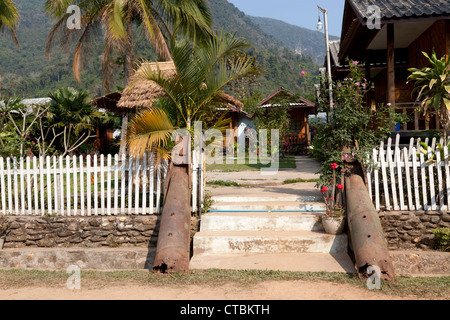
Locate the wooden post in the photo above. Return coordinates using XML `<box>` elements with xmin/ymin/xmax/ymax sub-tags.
<box><xmin>387</xmin><ymin>24</ymin><xmax>396</xmax><ymax>106</ymax></box>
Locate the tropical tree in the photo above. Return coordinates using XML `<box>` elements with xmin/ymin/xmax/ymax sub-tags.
<box><xmin>44</xmin><ymin>0</ymin><xmax>213</xmax><ymax>90</ymax></box>
<box><xmin>0</xmin><ymin>0</ymin><xmax>19</xmax><ymax>88</ymax></box>
<box><xmin>124</xmin><ymin>31</ymin><xmax>259</xmax><ymax>273</ymax></box>
<box><xmin>408</xmin><ymin>50</ymin><xmax>450</xmax><ymax>142</ymax></box>
<box><xmin>45</xmin><ymin>0</ymin><xmax>213</xmax><ymax>157</ymax></box>
<box><xmin>125</xmin><ymin>31</ymin><xmax>258</xmax><ymax>156</ymax></box>
<box><xmin>0</xmin><ymin>0</ymin><xmax>19</xmax><ymax>45</ymax></box>
<box><xmin>46</xmin><ymin>87</ymin><xmax>102</xmax><ymax>156</ymax></box>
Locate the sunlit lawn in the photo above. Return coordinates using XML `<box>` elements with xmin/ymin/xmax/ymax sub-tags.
<box><xmin>206</xmin><ymin>155</ymin><xmax>296</xmax><ymax>172</ymax></box>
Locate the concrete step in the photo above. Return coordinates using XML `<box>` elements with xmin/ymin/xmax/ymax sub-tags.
<box><xmin>190</xmin><ymin>253</ymin><xmax>355</xmax><ymax>273</ymax></box>
<box><xmin>210</xmin><ymin>201</ymin><xmax>326</xmax><ymax>212</ymax></box>
<box><xmin>193</xmin><ymin>230</ymin><xmax>348</xmax><ymax>255</ymax></box>
<box><xmin>211</xmin><ymin>195</ymin><xmax>322</xmax><ymax>203</ymax></box>
<box><xmin>200</xmin><ymin>211</ymin><xmax>324</xmax><ymax>232</ymax></box>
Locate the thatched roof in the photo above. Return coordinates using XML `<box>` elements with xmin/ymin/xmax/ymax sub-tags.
<box><xmin>117</xmin><ymin>61</ymin><xmax>177</xmax><ymax>110</ymax></box>
<box><xmin>91</xmin><ymin>91</ymin><xmax>124</xmax><ymax>114</ymax></box>
<box><xmin>92</xmin><ymin>60</ymin><xmax>244</xmax><ymax>112</ymax></box>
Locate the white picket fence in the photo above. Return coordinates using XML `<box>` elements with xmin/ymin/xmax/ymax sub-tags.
<box><xmin>367</xmin><ymin>134</ymin><xmax>450</xmax><ymax>211</ymax></box>
<box><xmin>0</xmin><ymin>151</ymin><xmax>205</xmax><ymax>216</ymax></box>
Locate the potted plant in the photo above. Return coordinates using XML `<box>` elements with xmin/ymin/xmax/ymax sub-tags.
<box><xmin>0</xmin><ymin>214</ymin><xmax>10</xmax><ymax>249</ymax></box>
<box><xmin>320</xmin><ymin>163</ymin><xmax>346</xmax><ymax>235</ymax></box>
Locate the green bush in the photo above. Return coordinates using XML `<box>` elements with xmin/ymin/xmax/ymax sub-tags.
<box><xmin>433</xmin><ymin>228</ymin><xmax>450</xmax><ymax>252</ymax></box>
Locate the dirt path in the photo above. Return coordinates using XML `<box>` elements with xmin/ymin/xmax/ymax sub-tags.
<box><xmin>0</xmin><ymin>280</ymin><xmax>414</xmax><ymax>300</ymax></box>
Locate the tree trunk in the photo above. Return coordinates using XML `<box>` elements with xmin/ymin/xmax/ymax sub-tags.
<box><xmin>152</xmin><ymin>163</ymin><xmax>191</xmax><ymax>273</ymax></box>
<box><xmin>119</xmin><ymin>7</ymin><xmax>134</xmax><ymax>157</ymax></box>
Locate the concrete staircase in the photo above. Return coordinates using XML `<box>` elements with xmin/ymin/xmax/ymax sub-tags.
<box><xmin>190</xmin><ymin>191</ymin><xmax>356</xmax><ymax>273</ymax></box>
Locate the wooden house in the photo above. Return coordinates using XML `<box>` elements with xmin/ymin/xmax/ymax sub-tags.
<box><xmin>331</xmin><ymin>0</ymin><xmax>450</xmax><ymax>139</ymax></box>
<box><xmin>255</xmin><ymin>88</ymin><xmax>316</xmax><ymax>146</ymax></box>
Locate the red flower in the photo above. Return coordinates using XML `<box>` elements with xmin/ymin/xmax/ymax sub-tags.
<box><xmin>320</xmin><ymin>186</ymin><xmax>328</xmax><ymax>193</ymax></box>
<box><xmin>331</xmin><ymin>163</ymin><xmax>338</xmax><ymax>170</ymax></box>
<box><xmin>337</xmin><ymin>184</ymin><xmax>344</xmax><ymax>190</ymax></box>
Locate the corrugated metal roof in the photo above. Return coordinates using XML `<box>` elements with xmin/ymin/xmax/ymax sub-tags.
<box><xmin>349</xmin><ymin>0</ymin><xmax>450</xmax><ymax>21</ymax></box>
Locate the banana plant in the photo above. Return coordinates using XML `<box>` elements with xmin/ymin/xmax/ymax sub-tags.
<box><xmin>408</xmin><ymin>50</ymin><xmax>450</xmax><ymax>143</ymax></box>
<box><xmin>418</xmin><ymin>140</ymin><xmax>450</xmax><ymax>164</ymax></box>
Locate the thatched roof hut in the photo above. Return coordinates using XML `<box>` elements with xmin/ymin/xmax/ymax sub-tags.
<box><xmin>117</xmin><ymin>61</ymin><xmax>177</xmax><ymax>110</ymax></box>
<box><xmin>92</xmin><ymin>60</ymin><xmax>244</xmax><ymax>112</ymax></box>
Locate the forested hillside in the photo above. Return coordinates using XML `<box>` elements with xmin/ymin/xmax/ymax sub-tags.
<box><xmin>249</xmin><ymin>16</ymin><xmax>340</xmax><ymax>64</ymax></box>
<box><xmin>0</xmin><ymin>0</ymin><xmax>325</xmax><ymax>101</ymax></box>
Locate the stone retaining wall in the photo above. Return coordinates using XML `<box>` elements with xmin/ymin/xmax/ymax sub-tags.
<box><xmin>379</xmin><ymin>210</ymin><xmax>450</xmax><ymax>250</ymax></box>
<box><xmin>3</xmin><ymin>216</ymin><xmax>160</xmax><ymax>248</ymax></box>
<box><xmin>3</xmin><ymin>215</ymin><xmax>201</xmax><ymax>249</ymax></box>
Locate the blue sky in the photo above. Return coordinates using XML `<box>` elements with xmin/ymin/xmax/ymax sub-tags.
<box><xmin>227</xmin><ymin>0</ymin><xmax>346</xmax><ymax>37</ymax></box>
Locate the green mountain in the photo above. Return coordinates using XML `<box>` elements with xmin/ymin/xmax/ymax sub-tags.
<box><xmin>0</xmin><ymin>0</ymin><xmax>323</xmax><ymax>101</ymax></box>
<box><xmin>249</xmin><ymin>16</ymin><xmax>340</xmax><ymax>64</ymax></box>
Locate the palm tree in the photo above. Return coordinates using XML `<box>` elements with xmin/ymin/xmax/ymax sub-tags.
<box><xmin>47</xmin><ymin>87</ymin><xmax>101</xmax><ymax>156</ymax></box>
<box><xmin>0</xmin><ymin>0</ymin><xmax>19</xmax><ymax>44</ymax></box>
<box><xmin>0</xmin><ymin>0</ymin><xmax>19</xmax><ymax>88</ymax></box>
<box><xmin>44</xmin><ymin>0</ymin><xmax>213</xmax><ymax>90</ymax></box>
<box><xmin>45</xmin><ymin>0</ymin><xmax>213</xmax><ymax>157</ymax></box>
<box><xmin>125</xmin><ymin>31</ymin><xmax>259</xmax><ymax>273</ymax></box>
<box><xmin>125</xmin><ymin>31</ymin><xmax>258</xmax><ymax>155</ymax></box>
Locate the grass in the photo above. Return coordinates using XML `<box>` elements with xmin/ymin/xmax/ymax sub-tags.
<box><xmin>283</xmin><ymin>178</ymin><xmax>320</xmax><ymax>184</ymax></box>
<box><xmin>206</xmin><ymin>156</ymin><xmax>296</xmax><ymax>172</ymax></box>
<box><xmin>0</xmin><ymin>269</ymin><xmax>448</xmax><ymax>299</ymax></box>
<box><xmin>206</xmin><ymin>180</ymin><xmax>243</xmax><ymax>187</ymax></box>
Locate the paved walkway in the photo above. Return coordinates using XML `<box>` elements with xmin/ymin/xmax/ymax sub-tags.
<box><xmin>206</xmin><ymin>156</ymin><xmax>321</xmax><ymax>188</ymax></box>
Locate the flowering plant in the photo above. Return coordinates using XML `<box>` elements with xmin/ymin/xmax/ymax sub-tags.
<box><xmin>311</xmin><ymin>58</ymin><xmax>405</xmax><ymax>192</ymax></box>
<box><xmin>320</xmin><ymin>163</ymin><xmax>345</xmax><ymax>217</ymax></box>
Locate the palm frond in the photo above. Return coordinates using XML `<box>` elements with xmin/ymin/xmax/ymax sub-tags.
<box><xmin>126</xmin><ymin>106</ymin><xmax>176</xmax><ymax>158</ymax></box>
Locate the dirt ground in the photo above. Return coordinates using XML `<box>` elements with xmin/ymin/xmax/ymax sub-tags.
<box><xmin>0</xmin><ymin>280</ymin><xmax>416</xmax><ymax>300</ymax></box>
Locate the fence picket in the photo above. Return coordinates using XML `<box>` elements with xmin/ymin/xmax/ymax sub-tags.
<box><xmin>100</xmin><ymin>154</ymin><xmax>105</xmax><ymax>215</ymax></box>
<box><xmin>0</xmin><ymin>158</ymin><xmax>6</xmax><ymax>215</ymax></box>
<box><xmin>128</xmin><ymin>155</ymin><xmax>133</xmax><ymax>215</ymax></box>
<box><xmin>114</xmin><ymin>154</ymin><xmax>119</xmax><ymax>215</ymax></box>
<box><xmin>14</xmin><ymin>158</ymin><xmax>19</xmax><ymax>215</ymax></box>
<box><xmin>372</xmin><ymin>149</ymin><xmax>378</xmax><ymax>209</ymax></box>
<box><xmin>0</xmin><ymin>152</ymin><xmax>202</xmax><ymax>216</ymax></box>
<box><xmin>59</xmin><ymin>156</ymin><xmax>64</xmax><ymax>216</ymax></box>
<box><xmin>86</xmin><ymin>155</ymin><xmax>92</xmax><ymax>216</ymax></box>
<box><xmin>20</xmin><ymin>157</ymin><xmax>25</xmax><ymax>215</ymax></box>
<box><xmin>419</xmin><ymin>151</ymin><xmax>429</xmax><ymax>210</ymax></box>
<box><xmin>80</xmin><ymin>155</ymin><xmax>85</xmax><ymax>216</ymax></box>
<box><xmin>403</xmin><ymin>148</ymin><xmax>413</xmax><ymax>210</ymax></box>
<box><xmin>445</xmin><ymin>146</ymin><xmax>450</xmax><ymax>211</ymax></box>
<box><xmin>428</xmin><ymin>148</ymin><xmax>437</xmax><ymax>210</ymax></box>
<box><xmin>107</xmin><ymin>154</ymin><xmax>112</xmax><ymax>216</ymax></box>
<box><xmin>73</xmin><ymin>155</ymin><xmax>77</xmax><ymax>216</ymax></box>
<box><xmin>121</xmin><ymin>154</ymin><xmax>126</xmax><ymax>214</ymax></box>
<box><xmin>7</xmin><ymin>158</ymin><xmax>13</xmax><ymax>214</ymax></box>
<box><xmin>135</xmin><ymin>155</ymin><xmax>140</xmax><ymax>215</ymax></box>
<box><xmin>396</xmin><ymin>148</ymin><xmax>406</xmax><ymax>210</ymax></box>
<box><xmin>436</xmin><ymin>150</ymin><xmax>444</xmax><ymax>210</ymax></box>
<box><xmin>142</xmin><ymin>153</ymin><xmax>147</xmax><ymax>216</ymax></box>
<box><xmin>66</xmin><ymin>156</ymin><xmax>71</xmax><ymax>216</ymax></box>
<box><xmin>27</xmin><ymin>157</ymin><xmax>32</xmax><ymax>215</ymax></box>
<box><xmin>53</xmin><ymin>157</ymin><xmax>58</xmax><ymax>215</ymax></box>
<box><xmin>149</xmin><ymin>153</ymin><xmax>154</xmax><ymax>215</ymax></box>
<box><xmin>93</xmin><ymin>154</ymin><xmax>98</xmax><ymax>216</ymax></box>
<box><xmin>412</xmin><ymin>147</ymin><xmax>421</xmax><ymax>210</ymax></box>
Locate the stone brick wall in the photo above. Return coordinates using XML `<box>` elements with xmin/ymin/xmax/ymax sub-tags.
<box><xmin>3</xmin><ymin>215</ymin><xmax>201</xmax><ymax>249</ymax></box>
<box><xmin>379</xmin><ymin>210</ymin><xmax>450</xmax><ymax>250</ymax></box>
<box><xmin>4</xmin><ymin>216</ymin><xmax>160</xmax><ymax>248</ymax></box>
